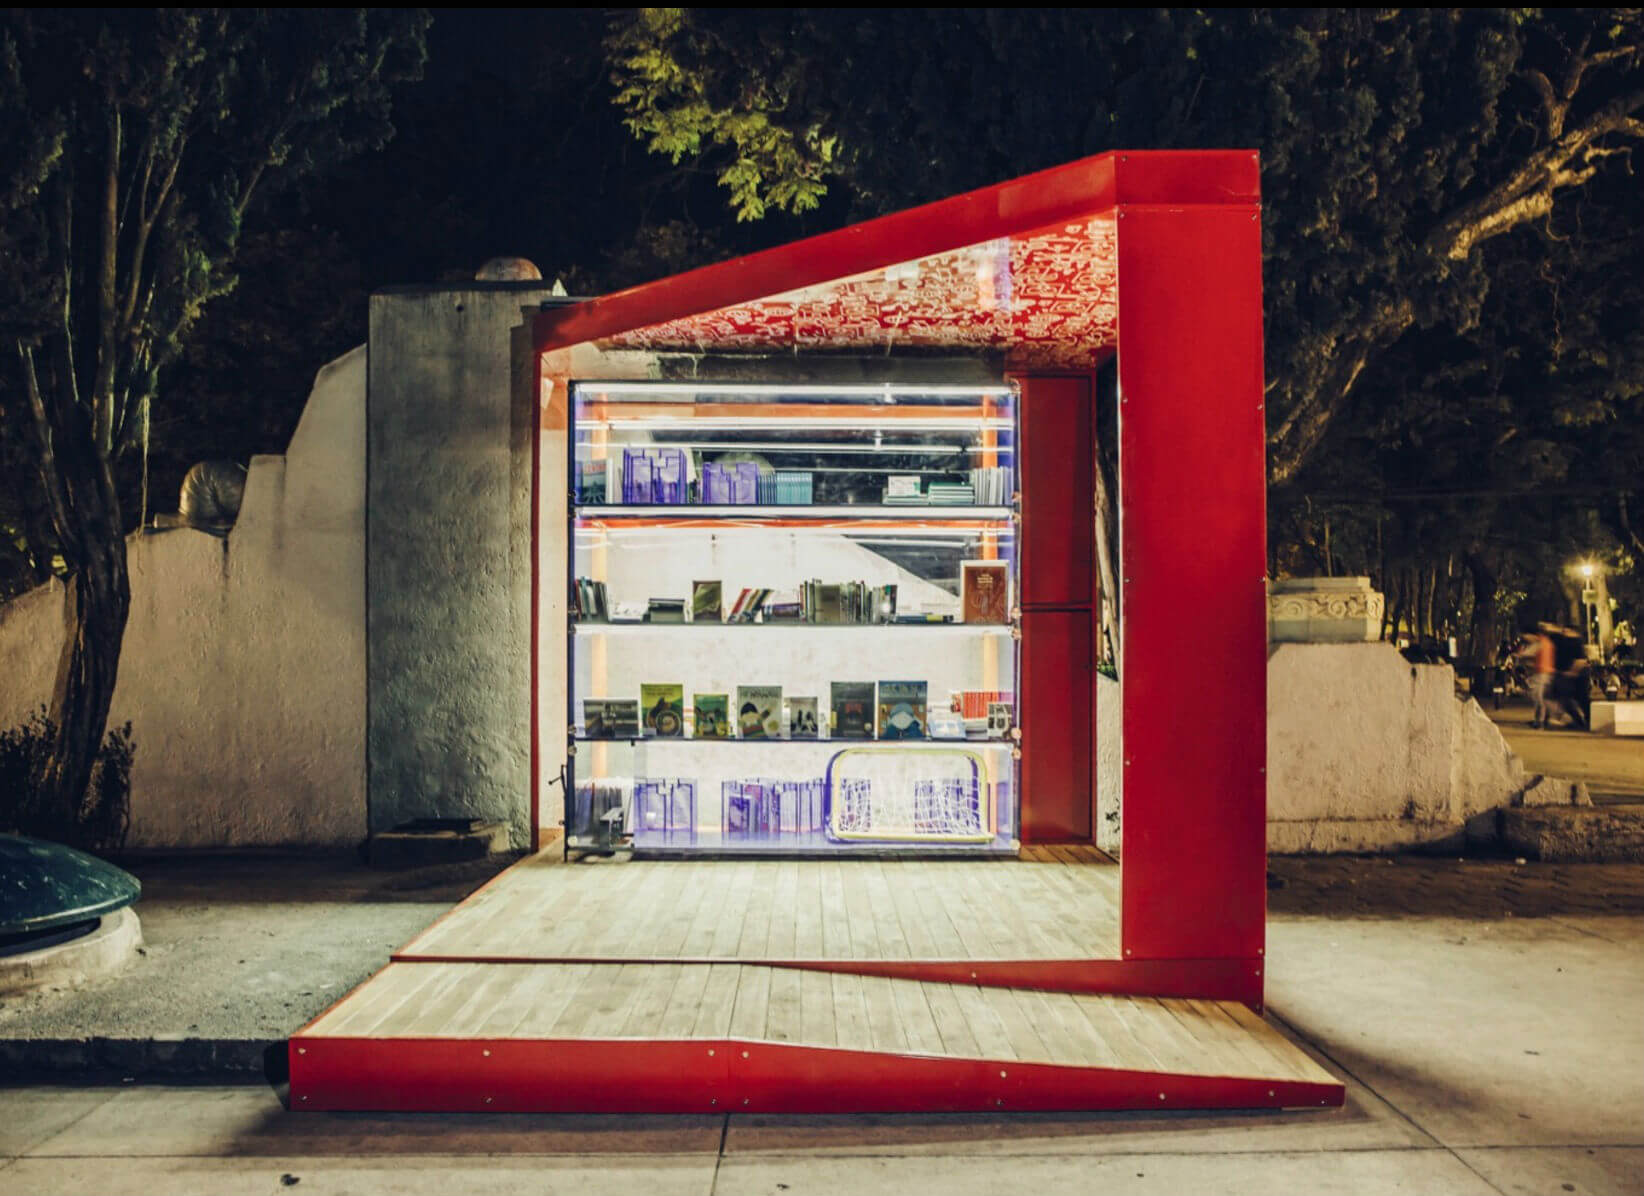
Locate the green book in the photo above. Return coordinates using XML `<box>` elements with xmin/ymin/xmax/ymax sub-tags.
<box><xmin>640</xmin><ymin>683</ymin><xmax>685</xmax><ymax>737</ymax></box>
<box><xmin>693</xmin><ymin>693</ymin><xmax>730</xmax><ymax>739</ymax></box>
<box><xmin>692</xmin><ymin>580</ymin><xmax>722</xmax><ymax>623</ymax></box>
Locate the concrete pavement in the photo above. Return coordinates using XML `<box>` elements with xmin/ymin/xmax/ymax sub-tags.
<box><xmin>1489</xmin><ymin>699</ymin><xmax>1644</xmax><ymax>803</ymax></box>
<box><xmin>3</xmin><ymin>913</ymin><xmax>1639</xmax><ymax>1195</ymax></box>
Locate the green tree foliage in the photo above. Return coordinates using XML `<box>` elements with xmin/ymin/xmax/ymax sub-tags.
<box><xmin>605</xmin><ymin>8</ymin><xmax>1644</xmax><ymax>660</ymax></box>
<box><xmin>605</xmin><ymin>9</ymin><xmax>1643</xmax><ymax>485</ymax></box>
<box><xmin>0</xmin><ymin>9</ymin><xmax>428</xmax><ymax>820</ymax></box>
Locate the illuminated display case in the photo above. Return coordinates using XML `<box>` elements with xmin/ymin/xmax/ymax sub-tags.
<box><xmin>567</xmin><ymin>380</ymin><xmax>1020</xmax><ymax>854</ymax></box>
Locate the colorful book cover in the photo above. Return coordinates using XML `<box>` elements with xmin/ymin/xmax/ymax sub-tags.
<box><xmin>693</xmin><ymin>693</ymin><xmax>730</xmax><ymax>739</ymax></box>
<box><xmin>583</xmin><ymin>698</ymin><xmax>640</xmax><ymax>740</ymax></box>
<box><xmin>961</xmin><ymin>560</ymin><xmax>1011</xmax><ymax>624</ymax></box>
<box><xmin>786</xmin><ymin>696</ymin><xmax>819</xmax><ymax>739</ymax></box>
<box><xmin>691</xmin><ymin>580</ymin><xmax>722</xmax><ymax>623</ymax></box>
<box><xmin>876</xmin><ymin>681</ymin><xmax>928</xmax><ymax>740</ymax></box>
<box><xmin>830</xmin><ymin>682</ymin><xmax>875</xmax><ymax>739</ymax></box>
<box><xmin>640</xmin><ymin>683</ymin><xmax>685</xmax><ymax>738</ymax></box>
<box><xmin>736</xmin><ymin>685</ymin><xmax>783</xmax><ymax>739</ymax></box>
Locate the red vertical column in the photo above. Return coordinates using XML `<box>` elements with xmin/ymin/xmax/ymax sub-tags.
<box><xmin>1016</xmin><ymin>375</ymin><xmax>1096</xmax><ymax>843</ymax></box>
<box><xmin>1115</xmin><ymin>203</ymin><xmax>1268</xmax><ymax>970</ymax></box>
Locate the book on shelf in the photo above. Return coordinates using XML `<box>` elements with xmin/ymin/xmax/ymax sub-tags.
<box><xmin>928</xmin><ymin>709</ymin><xmax>966</xmax><ymax>739</ymax></box>
<box><xmin>736</xmin><ymin>686</ymin><xmax>783</xmax><ymax>739</ymax></box>
<box><xmin>830</xmin><ymin>682</ymin><xmax>875</xmax><ymax>739</ymax></box>
<box><xmin>987</xmin><ymin>701</ymin><xmax>1014</xmax><ymax>738</ymax></box>
<box><xmin>609</xmin><ymin>601</ymin><xmax>646</xmax><ymax>623</ymax></box>
<box><xmin>893</xmin><ymin>612</ymin><xmax>954</xmax><ymax>624</ymax></box>
<box><xmin>691</xmin><ymin>580</ymin><xmax>722</xmax><ymax>623</ymax></box>
<box><xmin>762</xmin><ymin>592</ymin><xmax>804</xmax><ymax>622</ymax></box>
<box><xmin>573</xmin><ymin>578</ymin><xmax>609</xmax><ymax>621</ymax></box>
<box><xmin>968</xmin><ymin>465</ymin><xmax>1012</xmax><ymax>507</ymax></box>
<box><xmin>961</xmin><ymin>560</ymin><xmax>1011</xmax><ymax>624</ymax></box>
<box><xmin>877</xmin><ymin>680</ymin><xmax>928</xmax><ymax>740</ymax></box>
<box><xmin>927</xmin><ymin>481</ymin><xmax>976</xmax><ymax>506</ymax></box>
<box><xmin>786</xmin><ymin>696</ymin><xmax>819</xmax><ymax>739</ymax></box>
<box><xmin>884</xmin><ymin>475</ymin><xmax>922</xmax><ymax>502</ymax></box>
<box><xmin>573</xmin><ymin>458</ymin><xmax>609</xmax><ymax>505</ymax></box>
<box><xmin>582</xmin><ymin>698</ymin><xmax>640</xmax><ymax>739</ymax></box>
<box><xmin>646</xmin><ymin>598</ymin><xmax>687</xmax><ymax>624</ymax></box>
<box><xmin>640</xmin><ymin>684</ymin><xmax>685</xmax><ymax>737</ymax></box>
<box><xmin>954</xmin><ymin>690</ymin><xmax>1013</xmax><ymax>719</ymax></box>
<box><xmin>727</xmin><ymin>587</ymin><xmax>771</xmax><ymax>622</ymax></box>
<box><xmin>692</xmin><ymin>693</ymin><xmax>730</xmax><ymax>739</ymax></box>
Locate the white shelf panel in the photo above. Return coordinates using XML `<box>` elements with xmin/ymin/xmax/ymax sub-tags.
<box><xmin>574</xmin><ymin>736</ymin><xmax>1014</xmax><ymax>750</ymax></box>
<box><xmin>573</xmin><ymin>622</ymin><xmax>1012</xmax><ymax>634</ymax></box>
<box><xmin>575</xmin><ymin>505</ymin><xmax>1014</xmax><ymax>521</ymax></box>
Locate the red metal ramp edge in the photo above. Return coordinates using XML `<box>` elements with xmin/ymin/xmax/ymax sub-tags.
<box><xmin>289</xmin><ymin>1035</ymin><xmax>1343</xmax><ymax>1115</ymax></box>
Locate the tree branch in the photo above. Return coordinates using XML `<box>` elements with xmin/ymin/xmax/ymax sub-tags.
<box><xmin>92</xmin><ymin>106</ymin><xmax>121</xmax><ymax>455</ymax></box>
<box><xmin>1431</xmin><ymin>87</ymin><xmax>1644</xmax><ymax>262</ymax></box>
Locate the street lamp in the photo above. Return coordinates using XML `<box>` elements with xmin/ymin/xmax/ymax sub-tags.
<box><xmin>1579</xmin><ymin>562</ymin><xmax>1601</xmax><ymax>662</ymax></box>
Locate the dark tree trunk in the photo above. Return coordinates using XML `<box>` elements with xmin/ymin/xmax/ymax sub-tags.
<box><xmin>20</xmin><ymin>349</ymin><xmax>132</xmax><ymax>822</ymax></box>
<box><xmin>1464</xmin><ymin>552</ymin><xmax>1497</xmax><ymax>675</ymax></box>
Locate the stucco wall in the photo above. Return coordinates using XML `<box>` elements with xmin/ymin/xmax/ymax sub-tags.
<box><xmin>1092</xmin><ymin>642</ymin><xmax>1570</xmax><ymax>854</ymax></box>
<box><xmin>0</xmin><ymin>347</ymin><xmax>367</xmax><ymax>847</ymax></box>
<box><xmin>366</xmin><ymin>286</ymin><xmax>555</xmax><ymax>845</ymax></box>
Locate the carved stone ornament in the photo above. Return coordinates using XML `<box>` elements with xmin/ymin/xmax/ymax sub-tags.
<box><xmin>1268</xmin><ymin>577</ymin><xmax>1384</xmax><ymax>643</ymax></box>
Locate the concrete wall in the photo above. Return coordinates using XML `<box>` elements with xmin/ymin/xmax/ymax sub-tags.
<box><xmin>1094</xmin><ymin>642</ymin><xmax>1579</xmax><ymax>854</ymax></box>
<box><xmin>366</xmin><ymin>286</ymin><xmax>555</xmax><ymax>845</ymax></box>
<box><xmin>0</xmin><ymin>348</ymin><xmax>368</xmax><ymax>847</ymax></box>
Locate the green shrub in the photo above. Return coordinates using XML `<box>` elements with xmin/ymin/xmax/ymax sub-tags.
<box><xmin>0</xmin><ymin>708</ymin><xmax>133</xmax><ymax>853</ymax></box>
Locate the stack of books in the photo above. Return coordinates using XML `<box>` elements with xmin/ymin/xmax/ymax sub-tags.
<box><xmin>968</xmin><ymin>466</ymin><xmax>1012</xmax><ymax>506</ymax></box>
<box><xmin>926</xmin><ymin>481</ymin><xmax>976</xmax><ymax>505</ymax></box>
<box><xmin>882</xmin><ymin>474</ymin><xmax>926</xmax><ymax>505</ymax></box>
<box><xmin>573</xmin><ymin>578</ymin><xmax>609</xmax><ymax>621</ymax></box>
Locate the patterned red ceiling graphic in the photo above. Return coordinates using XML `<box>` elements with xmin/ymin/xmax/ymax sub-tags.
<box><xmin>602</xmin><ymin>216</ymin><xmax>1119</xmax><ymax>369</ymax></box>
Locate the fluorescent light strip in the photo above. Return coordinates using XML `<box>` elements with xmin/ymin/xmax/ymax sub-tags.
<box><xmin>577</xmin><ymin>417</ymin><xmax>1014</xmax><ymax>432</ymax></box>
<box><xmin>574</xmin><ymin>382</ymin><xmax>1014</xmax><ymax>398</ymax></box>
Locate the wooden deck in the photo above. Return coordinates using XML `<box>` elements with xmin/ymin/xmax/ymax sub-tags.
<box><xmin>397</xmin><ymin>849</ymin><xmax>1123</xmax><ymax>964</ymax></box>
<box><xmin>303</xmin><ymin>960</ymin><xmax>1333</xmax><ymax>1085</ymax></box>
<box><xmin>288</xmin><ymin>849</ymin><xmax>1344</xmax><ymax>1113</ymax></box>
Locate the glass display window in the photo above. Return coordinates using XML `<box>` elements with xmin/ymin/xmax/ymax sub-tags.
<box><xmin>567</xmin><ymin>380</ymin><xmax>1020</xmax><ymax>854</ymax></box>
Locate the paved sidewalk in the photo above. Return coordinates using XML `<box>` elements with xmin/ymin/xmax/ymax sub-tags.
<box><xmin>0</xmin><ymin>851</ymin><xmax>521</xmax><ymax>1076</ymax></box>
<box><xmin>1488</xmin><ymin>698</ymin><xmax>1644</xmax><ymax>803</ymax></box>
<box><xmin>2</xmin><ymin>914</ymin><xmax>1639</xmax><ymax>1195</ymax></box>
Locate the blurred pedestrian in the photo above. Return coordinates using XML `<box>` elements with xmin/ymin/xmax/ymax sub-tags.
<box><xmin>1520</xmin><ymin>624</ymin><xmax>1556</xmax><ymax>729</ymax></box>
<box><xmin>1551</xmin><ymin>624</ymin><xmax>1589</xmax><ymax>730</ymax></box>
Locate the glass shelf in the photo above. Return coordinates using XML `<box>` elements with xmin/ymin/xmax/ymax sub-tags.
<box><xmin>574</xmin><ymin>505</ymin><xmax>1014</xmax><ymax>522</ymax></box>
<box><xmin>574</xmin><ymin>736</ymin><xmax>1015</xmax><ymax>748</ymax></box>
<box><xmin>572</xmin><ymin>622</ymin><xmax>1013</xmax><ymax>633</ymax></box>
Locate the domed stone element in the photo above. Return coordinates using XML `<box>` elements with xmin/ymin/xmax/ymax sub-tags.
<box><xmin>474</xmin><ymin>256</ymin><xmax>542</xmax><ymax>281</ymax></box>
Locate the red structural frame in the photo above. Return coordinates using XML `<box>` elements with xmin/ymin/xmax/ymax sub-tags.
<box><xmin>531</xmin><ymin>151</ymin><xmax>1268</xmax><ymax>994</ymax></box>
<box><xmin>287</xmin><ymin>150</ymin><xmax>1331</xmax><ymax>1117</ymax></box>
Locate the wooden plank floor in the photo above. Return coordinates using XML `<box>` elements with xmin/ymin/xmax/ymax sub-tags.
<box><xmin>299</xmin><ymin>961</ymin><xmax>1333</xmax><ymax>1086</ymax></box>
<box><xmin>397</xmin><ymin>851</ymin><xmax>1122</xmax><ymax>963</ymax></box>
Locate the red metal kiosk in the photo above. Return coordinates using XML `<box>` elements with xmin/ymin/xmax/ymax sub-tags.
<box><xmin>288</xmin><ymin>150</ymin><xmax>1344</xmax><ymax>1114</ymax></box>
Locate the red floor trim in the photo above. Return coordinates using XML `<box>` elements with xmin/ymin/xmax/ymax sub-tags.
<box><xmin>289</xmin><ymin>1036</ymin><xmax>1342</xmax><ymax>1114</ymax></box>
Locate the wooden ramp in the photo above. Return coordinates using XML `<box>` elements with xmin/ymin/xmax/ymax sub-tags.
<box><xmin>290</xmin><ymin>962</ymin><xmax>1341</xmax><ymax>1113</ymax></box>
<box><xmin>288</xmin><ymin>851</ymin><xmax>1344</xmax><ymax>1113</ymax></box>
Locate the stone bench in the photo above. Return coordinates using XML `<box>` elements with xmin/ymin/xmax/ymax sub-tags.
<box><xmin>1591</xmin><ymin>700</ymin><xmax>1644</xmax><ymax>736</ymax></box>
